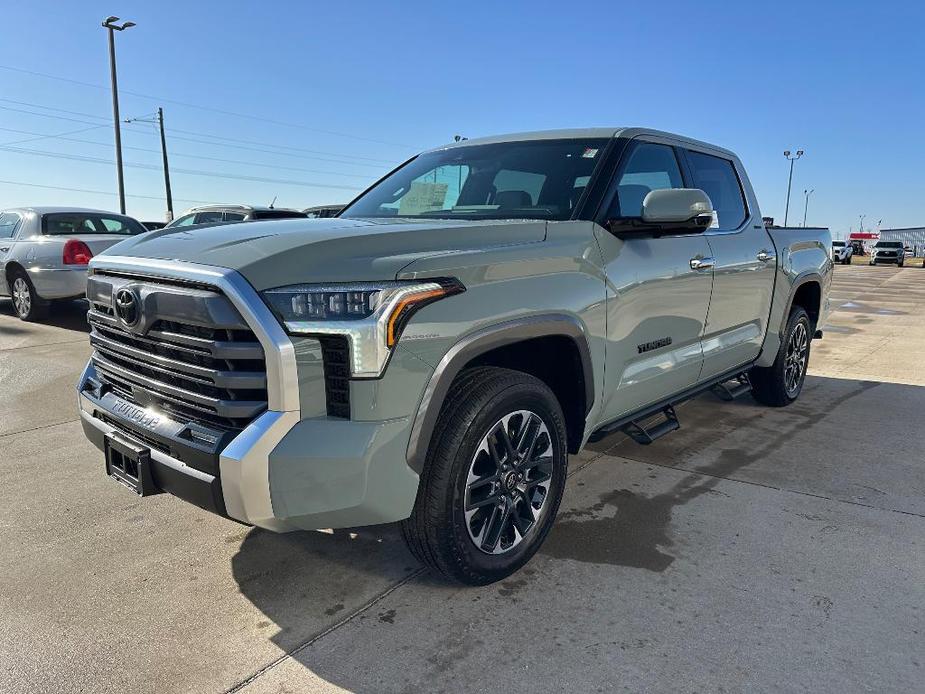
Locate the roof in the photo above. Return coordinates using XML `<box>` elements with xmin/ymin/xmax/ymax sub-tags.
<box><xmin>185</xmin><ymin>204</ymin><xmax>301</xmax><ymax>213</ymax></box>
<box><xmin>2</xmin><ymin>206</ymin><xmax>122</xmax><ymax>215</ymax></box>
<box><xmin>426</xmin><ymin>127</ymin><xmax>739</xmax><ymax>159</ymax></box>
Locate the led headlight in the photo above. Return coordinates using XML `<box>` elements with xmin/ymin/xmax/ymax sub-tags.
<box><xmin>261</xmin><ymin>279</ymin><xmax>464</xmax><ymax>377</ymax></box>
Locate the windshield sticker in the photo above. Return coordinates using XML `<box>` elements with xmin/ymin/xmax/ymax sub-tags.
<box><xmin>398</xmin><ymin>182</ymin><xmax>448</xmax><ymax>215</ymax></box>
<box><xmin>581</xmin><ymin>148</ymin><xmax>599</xmax><ymax>159</ymax></box>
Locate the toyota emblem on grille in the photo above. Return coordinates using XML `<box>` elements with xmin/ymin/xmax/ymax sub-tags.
<box><xmin>114</xmin><ymin>288</ymin><xmax>140</xmax><ymax>327</ymax></box>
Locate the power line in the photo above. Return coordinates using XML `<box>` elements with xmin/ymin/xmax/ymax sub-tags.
<box><xmin>0</xmin><ymin>144</ymin><xmax>364</xmax><ymax>191</ymax></box>
<box><xmin>0</xmin><ymin>63</ymin><xmax>416</xmax><ymax>149</ymax></box>
<box><xmin>0</xmin><ymin>178</ymin><xmax>217</xmax><ymax>205</ymax></box>
<box><xmin>0</xmin><ymin>124</ymin><xmax>111</xmax><ymax>146</ymax></box>
<box><xmin>0</xmin><ymin>102</ymin><xmax>397</xmax><ymax>168</ymax></box>
<box><xmin>0</xmin><ymin>126</ymin><xmax>379</xmax><ymax>179</ymax></box>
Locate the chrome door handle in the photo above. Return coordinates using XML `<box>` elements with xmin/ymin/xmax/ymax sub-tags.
<box><xmin>756</xmin><ymin>250</ymin><xmax>776</xmax><ymax>262</ymax></box>
<box><xmin>690</xmin><ymin>256</ymin><xmax>715</xmax><ymax>271</ymax></box>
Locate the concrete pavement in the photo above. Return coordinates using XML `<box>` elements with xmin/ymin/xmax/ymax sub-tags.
<box><xmin>1</xmin><ymin>265</ymin><xmax>923</xmax><ymax>693</ymax></box>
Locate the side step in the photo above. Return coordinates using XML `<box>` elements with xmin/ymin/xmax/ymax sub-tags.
<box><xmin>622</xmin><ymin>405</ymin><xmax>680</xmax><ymax>445</ymax></box>
<box><xmin>711</xmin><ymin>374</ymin><xmax>752</xmax><ymax>402</ymax></box>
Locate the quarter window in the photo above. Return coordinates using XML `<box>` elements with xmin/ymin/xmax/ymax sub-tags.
<box><xmin>686</xmin><ymin>151</ymin><xmax>748</xmax><ymax>230</ymax></box>
<box><xmin>609</xmin><ymin>143</ymin><xmax>683</xmax><ymax>218</ymax></box>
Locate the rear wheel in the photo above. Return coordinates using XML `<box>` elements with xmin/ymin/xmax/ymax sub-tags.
<box><xmin>401</xmin><ymin>366</ymin><xmax>568</xmax><ymax>585</ymax></box>
<box><xmin>9</xmin><ymin>269</ymin><xmax>47</xmax><ymax>321</ymax></box>
<box><xmin>750</xmin><ymin>306</ymin><xmax>811</xmax><ymax>407</ymax></box>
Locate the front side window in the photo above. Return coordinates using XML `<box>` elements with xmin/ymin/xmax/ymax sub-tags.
<box><xmin>686</xmin><ymin>151</ymin><xmax>748</xmax><ymax>230</ymax></box>
<box><xmin>0</xmin><ymin>212</ymin><xmax>21</xmax><ymax>239</ymax></box>
<box><xmin>167</xmin><ymin>214</ymin><xmax>197</xmax><ymax>228</ymax></box>
<box><xmin>608</xmin><ymin>143</ymin><xmax>684</xmax><ymax>218</ymax></box>
<box><xmin>341</xmin><ymin>138</ymin><xmax>610</xmax><ymax>221</ymax></box>
<box><xmin>42</xmin><ymin>213</ymin><xmax>146</xmax><ymax>236</ymax></box>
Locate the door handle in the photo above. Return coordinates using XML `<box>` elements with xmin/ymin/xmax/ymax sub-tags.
<box><xmin>690</xmin><ymin>256</ymin><xmax>715</xmax><ymax>271</ymax></box>
<box><xmin>0</xmin><ymin>247</ymin><xmax>9</xmax><ymax>253</ymax></box>
<box><xmin>756</xmin><ymin>250</ymin><xmax>776</xmax><ymax>262</ymax></box>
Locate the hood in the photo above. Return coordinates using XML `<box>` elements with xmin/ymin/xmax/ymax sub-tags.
<box><xmin>97</xmin><ymin>217</ymin><xmax>547</xmax><ymax>290</ymax></box>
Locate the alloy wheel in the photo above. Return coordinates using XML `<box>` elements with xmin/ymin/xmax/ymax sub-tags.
<box><xmin>784</xmin><ymin>320</ymin><xmax>808</xmax><ymax>397</ymax></box>
<box><xmin>464</xmin><ymin>410</ymin><xmax>553</xmax><ymax>555</ymax></box>
<box><xmin>12</xmin><ymin>277</ymin><xmax>31</xmax><ymax>317</ymax></box>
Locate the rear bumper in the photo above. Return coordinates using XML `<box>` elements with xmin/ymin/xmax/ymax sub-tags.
<box><xmin>28</xmin><ymin>266</ymin><xmax>88</xmax><ymax>299</ymax></box>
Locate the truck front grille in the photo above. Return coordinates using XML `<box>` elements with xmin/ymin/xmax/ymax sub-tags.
<box><xmin>87</xmin><ymin>274</ymin><xmax>268</xmax><ymax>431</ymax></box>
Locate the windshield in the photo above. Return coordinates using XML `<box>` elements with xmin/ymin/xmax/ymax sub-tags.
<box><xmin>832</xmin><ymin>241</ymin><xmax>845</xmax><ymax>247</ymax></box>
<box><xmin>876</xmin><ymin>241</ymin><xmax>902</xmax><ymax>248</ymax></box>
<box><xmin>341</xmin><ymin>138</ymin><xmax>610</xmax><ymax>221</ymax></box>
<box><xmin>42</xmin><ymin>212</ymin><xmax>146</xmax><ymax>236</ymax></box>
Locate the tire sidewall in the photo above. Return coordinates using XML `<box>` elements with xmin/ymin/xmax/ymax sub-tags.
<box><xmin>443</xmin><ymin>381</ymin><xmax>567</xmax><ymax>581</ymax></box>
<box><xmin>11</xmin><ymin>271</ymin><xmax>37</xmax><ymax>320</ymax></box>
<box><xmin>780</xmin><ymin>308</ymin><xmax>811</xmax><ymax>402</ymax></box>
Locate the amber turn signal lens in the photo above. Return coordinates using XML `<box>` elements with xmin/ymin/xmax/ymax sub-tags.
<box><xmin>386</xmin><ymin>287</ymin><xmax>449</xmax><ymax>347</ymax></box>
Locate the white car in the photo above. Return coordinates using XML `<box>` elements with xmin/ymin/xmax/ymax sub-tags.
<box><xmin>831</xmin><ymin>240</ymin><xmax>852</xmax><ymax>265</ymax></box>
<box><xmin>869</xmin><ymin>241</ymin><xmax>905</xmax><ymax>267</ymax></box>
<box><xmin>0</xmin><ymin>207</ymin><xmax>147</xmax><ymax>321</ymax></box>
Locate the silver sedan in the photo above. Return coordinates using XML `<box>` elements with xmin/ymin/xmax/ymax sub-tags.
<box><xmin>0</xmin><ymin>207</ymin><xmax>147</xmax><ymax>321</ymax></box>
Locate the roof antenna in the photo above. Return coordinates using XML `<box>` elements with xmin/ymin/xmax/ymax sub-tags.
<box><xmin>268</xmin><ymin>195</ymin><xmax>277</xmax><ymax>209</ymax></box>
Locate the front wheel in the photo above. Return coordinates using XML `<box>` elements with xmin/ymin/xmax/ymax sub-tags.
<box><xmin>750</xmin><ymin>306</ymin><xmax>811</xmax><ymax>407</ymax></box>
<box><xmin>401</xmin><ymin>366</ymin><xmax>568</xmax><ymax>585</ymax></box>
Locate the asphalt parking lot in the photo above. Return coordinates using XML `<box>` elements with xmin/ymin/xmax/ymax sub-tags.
<box><xmin>1</xmin><ymin>264</ymin><xmax>923</xmax><ymax>693</ymax></box>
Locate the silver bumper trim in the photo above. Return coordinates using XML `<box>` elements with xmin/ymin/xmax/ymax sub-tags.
<box><xmin>82</xmin><ymin>255</ymin><xmax>302</xmax><ymax>528</ymax></box>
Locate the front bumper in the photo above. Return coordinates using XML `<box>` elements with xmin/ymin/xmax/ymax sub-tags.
<box><xmin>76</xmin><ymin>256</ymin><xmax>426</xmax><ymax>532</ymax></box>
<box><xmin>28</xmin><ymin>266</ymin><xmax>88</xmax><ymax>299</ymax></box>
<box><xmin>870</xmin><ymin>255</ymin><xmax>900</xmax><ymax>264</ymax></box>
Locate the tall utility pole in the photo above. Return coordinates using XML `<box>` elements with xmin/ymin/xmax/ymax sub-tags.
<box><xmin>124</xmin><ymin>107</ymin><xmax>174</xmax><ymax>221</ymax></box>
<box><xmin>102</xmin><ymin>16</ymin><xmax>135</xmax><ymax>214</ymax></box>
<box><xmin>859</xmin><ymin>214</ymin><xmax>866</xmax><ymax>233</ymax></box>
<box><xmin>802</xmin><ymin>188</ymin><xmax>814</xmax><ymax>227</ymax></box>
<box><xmin>783</xmin><ymin>149</ymin><xmax>804</xmax><ymax>226</ymax></box>
<box><xmin>157</xmin><ymin>108</ymin><xmax>174</xmax><ymax>221</ymax></box>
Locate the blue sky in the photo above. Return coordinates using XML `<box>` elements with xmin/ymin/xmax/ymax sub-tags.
<box><xmin>1</xmin><ymin>0</ymin><xmax>922</xmax><ymax>235</ymax></box>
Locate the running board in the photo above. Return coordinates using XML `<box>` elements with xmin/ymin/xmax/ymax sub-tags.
<box><xmin>711</xmin><ymin>374</ymin><xmax>752</xmax><ymax>402</ymax></box>
<box><xmin>622</xmin><ymin>406</ymin><xmax>680</xmax><ymax>445</ymax></box>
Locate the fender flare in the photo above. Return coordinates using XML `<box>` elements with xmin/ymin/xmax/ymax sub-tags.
<box><xmin>779</xmin><ymin>271</ymin><xmax>823</xmax><ymax>334</ymax></box>
<box><xmin>405</xmin><ymin>314</ymin><xmax>595</xmax><ymax>474</ymax></box>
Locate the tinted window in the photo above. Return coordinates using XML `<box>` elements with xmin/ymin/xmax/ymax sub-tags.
<box><xmin>195</xmin><ymin>211</ymin><xmax>225</xmax><ymax>224</ymax></box>
<box><xmin>609</xmin><ymin>143</ymin><xmax>683</xmax><ymax>218</ymax></box>
<box><xmin>251</xmin><ymin>210</ymin><xmax>308</xmax><ymax>220</ymax></box>
<box><xmin>342</xmin><ymin>138</ymin><xmax>609</xmax><ymax>221</ymax></box>
<box><xmin>42</xmin><ymin>213</ymin><xmax>145</xmax><ymax>235</ymax></box>
<box><xmin>223</xmin><ymin>212</ymin><xmax>246</xmax><ymax>221</ymax></box>
<box><xmin>0</xmin><ymin>212</ymin><xmax>21</xmax><ymax>239</ymax></box>
<box><xmin>832</xmin><ymin>241</ymin><xmax>845</xmax><ymax>247</ymax></box>
<box><xmin>876</xmin><ymin>242</ymin><xmax>902</xmax><ymax>248</ymax></box>
<box><xmin>686</xmin><ymin>151</ymin><xmax>747</xmax><ymax>230</ymax></box>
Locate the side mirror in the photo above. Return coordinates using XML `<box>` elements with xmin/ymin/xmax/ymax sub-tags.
<box><xmin>608</xmin><ymin>188</ymin><xmax>715</xmax><ymax>236</ymax></box>
<box><xmin>642</xmin><ymin>188</ymin><xmax>714</xmax><ymax>231</ymax></box>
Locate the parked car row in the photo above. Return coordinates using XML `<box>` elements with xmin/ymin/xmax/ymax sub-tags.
<box><xmin>0</xmin><ymin>202</ymin><xmax>344</xmax><ymax>320</ymax></box>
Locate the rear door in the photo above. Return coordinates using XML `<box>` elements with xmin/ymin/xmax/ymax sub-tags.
<box><xmin>680</xmin><ymin>148</ymin><xmax>776</xmax><ymax>379</ymax></box>
<box><xmin>595</xmin><ymin>139</ymin><xmax>714</xmax><ymax>422</ymax></box>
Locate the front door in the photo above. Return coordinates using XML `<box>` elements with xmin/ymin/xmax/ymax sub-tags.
<box><xmin>680</xmin><ymin>148</ymin><xmax>776</xmax><ymax>379</ymax></box>
<box><xmin>595</xmin><ymin>140</ymin><xmax>714</xmax><ymax>423</ymax></box>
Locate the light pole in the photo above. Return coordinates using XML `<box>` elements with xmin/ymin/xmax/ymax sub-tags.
<box><xmin>102</xmin><ymin>16</ymin><xmax>135</xmax><ymax>214</ymax></box>
<box><xmin>859</xmin><ymin>214</ymin><xmax>866</xmax><ymax>233</ymax></box>
<box><xmin>801</xmin><ymin>188</ymin><xmax>814</xmax><ymax>227</ymax></box>
<box><xmin>783</xmin><ymin>149</ymin><xmax>804</xmax><ymax>226</ymax></box>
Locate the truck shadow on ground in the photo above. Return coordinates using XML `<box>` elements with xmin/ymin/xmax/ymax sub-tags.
<box><xmin>229</xmin><ymin>374</ymin><xmax>919</xmax><ymax>690</ymax></box>
<box><xmin>541</xmin><ymin>376</ymin><xmax>882</xmax><ymax>571</ymax></box>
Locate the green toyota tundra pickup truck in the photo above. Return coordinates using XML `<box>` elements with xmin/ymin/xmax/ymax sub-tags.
<box><xmin>77</xmin><ymin>128</ymin><xmax>832</xmax><ymax>585</ymax></box>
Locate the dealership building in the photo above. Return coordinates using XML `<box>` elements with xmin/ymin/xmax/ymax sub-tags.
<box><xmin>879</xmin><ymin>227</ymin><xmax>925</xmax><ymax>251</ymax></box>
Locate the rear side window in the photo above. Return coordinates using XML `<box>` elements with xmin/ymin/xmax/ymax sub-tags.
<box><xmin>686</xmin><ymin>151</ymin><xmax>748</xmax><ymax>230</ymax></box>
<box><xmin>0</xmin><ymin>212</ymin><xmax>21</xmax><ymax>239</ymax></box>
<box><xmin>223</xmin><ymin>212</ymin><xmax>246</xmax><ymax>221</ymax></box>
<box><xmin>251</xmin><ymin>210</ymin><xmax>308</xmax><ymax>220</ymax></box>
<box><xmin>42</xmin><ymin>213</ymin><xmax>146</xmax><ymax>236</ymax></box>
<box><xmin>609</xmin><ymin>143</ymin><xmax>684</xmax><ymax>218</ymax></box>
<box><xmin>195</xmin><ymin>211</ymin><xmax>225</xmax><ymax>224</ymax></box>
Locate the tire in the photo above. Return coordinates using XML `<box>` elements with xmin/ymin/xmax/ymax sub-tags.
<box><xmin>401</xmin><ymin>366</ymin><xmax>568</xmax><ymax>585</ymax></box>
<box><xmin>8</xmin><ymin>269</ymin><xmax>48</xmax><ymax>321</ymax></box>
<box><xmin>750</xmin><ymin>306</ymin><xmax>811</xmax><ymax>407</ymax></box>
